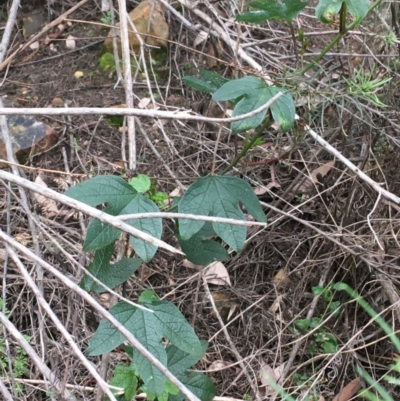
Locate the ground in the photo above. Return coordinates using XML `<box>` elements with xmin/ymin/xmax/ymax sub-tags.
<box><xmin>1</xmin><ymin>0</ymin><xmax>400</xmax><ymax>401</ymax></box>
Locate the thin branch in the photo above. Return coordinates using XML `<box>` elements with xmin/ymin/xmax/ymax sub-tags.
<box><xmin>0</xmin><ymin>310</ymin><xmax>76</xmax><ymax>401</ymax></box>
<box><xmin>5</xmin><ymin>244</ymin><xmax>118</xmax><ymax>401</ymax></box>
<box><xmin>0</xmin><ymin>93</ymin><xmax>282</xmax><ymax>122</ymax></box>
<box><xmin>0</xmin><ymin>0</ymin><xmax>20</xmax><ymax>64</ymax></box>
<box><xmin>118</xmin><ymin>212</ymin><xmax>267</xmax><ymax>226</ymax></box>
<box><xmin>0</xmin><ymin>230</ymin><xmax>201</xmax><ymax>401</ymax></box>
<box><xmin>0</xmin><ymin>169</ymin><xmax>183</xmax><ymax>255</ymax></box>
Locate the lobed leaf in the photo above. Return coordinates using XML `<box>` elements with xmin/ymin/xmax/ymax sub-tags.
<box><xmin>87</xmin><ymin>302</ymin><xmax>137</xmax><ymax>356</ymax></box>
<box><xmin>178</xmin><ymin>176</ymin><xmax>266</xmax><ymax>251</ymax></box>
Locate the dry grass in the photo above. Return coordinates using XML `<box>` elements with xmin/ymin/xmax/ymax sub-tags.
<box><xmin>1</xmin><ymin>0</ymin><xmax>400</xmax><ymax>400</ymax></box>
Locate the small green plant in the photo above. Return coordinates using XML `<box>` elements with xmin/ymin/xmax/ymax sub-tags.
<box><xmin>100</xmin><ymin>11</ymin><xmax>112</xmax><ymax>25</ymax></box>
<box><xmin>89</xmin><ymin>290</ymin><xmax>215</xmax><ymax>401</ymax></box>
<box><xmin>99</xmin><ymin>52</ymin><xmax>117</xmax><ymax>72</ymax></box>
<box><xmin>333</xmin><ymin>283</ymin><xmax>400</xmax><ymax>401</ymax></box>
<box><xmin>129</xmin><ymin>174</ymin><xmax>169</xmax><ymax>208</ymax></box>
<box><xmin>183</xmin><ymin>70</ymin><xmax>295</xmax><ymax>133</ymax></box>
<box><xmin>65</xmin><ymin>169</ymin><xmax>267</xmax><ymax>400</ymax></box>
<box><xmin>0</xmin><ymin>298</ymin><xmax>30</xmax><ymax>395</ymax></box>
<box><xmin>343</xmin><ymin>65</ymin><xmax>392</xmax><ymax>107</ymax></box>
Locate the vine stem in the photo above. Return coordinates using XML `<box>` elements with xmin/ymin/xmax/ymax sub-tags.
<box><xmin>299</xmin><ymin>0</ymin><xmax>385</xmax><ymax>75</ymax></box>
<box><xmin>221</xmin><ymin>117</ymin><xmax>271</xmax><ymax>175</ymax></box>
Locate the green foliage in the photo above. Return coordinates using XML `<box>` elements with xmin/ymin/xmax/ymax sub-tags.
<box><xmin>65</xmin><ymin>172</ymin><xmax>265</xmax><ymax>400</ymax></box>
<box><xmin>236</xmin><ymin>0</ymin><xmax>369</xmax><ymax>26</ymax></box>
<box><xmin>99</xmin><ymin>52</ymin><xmax>117</xmax><ymax>72</ymax></box>
<box><xmin>65</xmin><ymin>175</ymin><xmax>162</xmax><ymax>262</ymax></box>
<box><xmin>178</xmin><ymin>175</ymin><xmax>266</xmax><ymax>252</ymax></box>
<box><xmin>334</xmin><ymin>283</ymin><xmax>400</xmax><ymax>401</ymax></box>
<box><xmin>184</xmin><ymin>72</ymin><xmax>295</xmax><ymax>133</ymax></box>
<box><xmin>89</xmin><ymin>291</ymin><xmax>215</xmax><ymax>401</ymax></box>
<box><xmin>129</xmin><ymin>174</ymin><xmax>152</xmax><ymax>193</ymax></box>
<box><xmin>100</xmin><ymin>10</ymin><xmax>112</xmax><ymax>25</ymax></box>
<box><xmin>343</xmin><ymin>65</ymin><xmax>392</xmax><ymax>107</ymax></box>
<box><xmin>236</xmin><ymin>0</ymin><xmax>309</xmax><ymax>23</ymax></box>
<box><xmin>0</xmin><ymin>299</ymin><xmax>30</xmax><ymax>395</ymax></box>
<box><xmin>182</xmin><ymin>69</ymin><xmax>229</xmax><ymax>93</ymax></box>
<box><xmin>80</xmin><ymin>244</ymin><xmax>142</xmax><ymax>292</ymax></box>
<box><xmin>177</xmin><ymin>222</ymin><xmax>229</xmax><ymax>265</ymax></box>
<box><xmin>316</xmin><ymin>0</ymin><xmax>368</xmax><ymax>24</ymax></box>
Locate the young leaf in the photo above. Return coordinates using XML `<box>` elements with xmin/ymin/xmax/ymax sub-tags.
<box><xmin>178</xmin><ymin>176</ymin><xmax>266</xmax><ymax>252</ymax></box>
<box><xmin>139</xmin><ymin>289</ymin><xmax>160</xmax><ymax>303</ymax></box>
<box><xmin>212</xmin><ymin>76</ymin><xmax>267</xmax><ymax>101</ymax></box>
<box><xmin>237</xmin><ymin>0</ymin><xmax>309</xmax><ymax>23</ymax></box>
<box><xmin>110</xmin><ymin>364</ymin><xmax>138</xmax><ymax>401</ymax></box>
<box><xmin>87</xmin><ymin>302</ymin><xmax>137</xmax><ymax>356</ymax></box>
<box><xmin>129</xmin><ymin>174</ymin><xmax>152</xmax><ymax>193</ymax></box>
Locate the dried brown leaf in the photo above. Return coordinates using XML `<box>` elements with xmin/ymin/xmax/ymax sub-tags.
<box><xmin>205</xmin><ymin>261</ymin><xmax>231</xmax><ymax>286</ymax></box>
<box><xmin>296</xmin><ymin>161</ymin><xmax>335</xmax><ymax>193</ymax></box>
<box><xmin>332</xmin><ymin>378</ymin><xmax>362</xmax><ymax>401</ymax></box>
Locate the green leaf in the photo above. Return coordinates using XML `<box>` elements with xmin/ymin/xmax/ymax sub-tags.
<box><xmin>344</xmin><ymin>0</ymin><xmax>368</xmax><ymax>24</ymax></box>
<box><xmin>231</xmin><ymin>88</ymin><xmax>272</xmax><ymax>133</ymax></box>
<box><xmin>65</xmin><ymin>175</ymin><xmax>136</xmax><ymax>208</ymax></box>
<box><xmin>139</xmin><ymin>290</ymin><xmax>160</xmax><ymax>303</ymax></box>
<box><xmin>177</xmin><ymin>222</ymin><xmax>228</xmax><ymax>265</ymax></box>
<box><xmin>177</xmin><ymin>233</ymin><xmax>229</xmax><ymax>266</ymax></box>
<box><xmin>129</xmin><ymin>309</ymin><xmax>167</xmax><ymax>396</ymax></box>
<box><xmin>199</xmin><ymin>70</ymin><xmax>229</xmax><ymax>91</ymax></box>
<box><xmin>316</xmin><ymin>0</ymin><xmax>368</xmax><ymax>24</ymax></box>
<box><xmin>87</xmin><ymin>302</ymin><xmax>137</xmax><ymax>356</ymax></box>
<box><xmin>238</xmin><ymin>0</ymin><xmax>308</xmax><ymax>22</ymax></box>
<box><xmin>129</xmin><ymin>174</ymin><xmax>152</xmax><ymax>193</ymax></box>
<box><xmin>183</xmin><ymin>71</ymin><xmax>229</xmax><ymax>94</ymax></box>
<box><xmin>212</xmin><ymin>76</ymin><xmax>267</xmax><ymax>101</ymax></box>
<box><xmin>83</xmin><ymin>202</ymin><xmax>124</xmax><ymax>251</ymax></box>
<box><xmin>169</xmin><ymin>372</ymin><xmax>216</xmax><ymax>401</ymax></box>
<box><xmin>66</xmin><ymin>175</ymin><xmax>162</xmax><ymax>261</ymax></box>
<box><xmin>166</xmin><ymin>341</ymin><xmax>208</xmax><ymax>375</ymax></box>
<box><xmin>81</xmin><ymin>250</ymin><xmax>142</xmax><ymax>293</ymax></box>
<box><xmin>110</xmin><ymin>364</ymin><xmax>138</xmax><ymax>401</ymax></box>
<box><xmin>315</xmin><ymin>0</ymin><xmax>342</xmax><ymax>23</ymax></box>
<box><xmin>268</xmin><ymin>88</ymin><xmax>296</xmax><ymax>132</ymax></box>
<box><xmin>182</xmin><ymin>76</ymin><xmax>218</xmax><ymax>93</ymax></box>
<box><xmin>178</xmin><ymin>176</ymin><xmax>266</xmax><ymax>251</ymax></box>
<box><xmin>144</xmin><ymin>301</ymin><xmax>203</xmax><ymax>356</ymax></box>
<box><xmin>236</xmin><ymin>10</ymin><xmax>272</xmax><ymax>24</ymax></box>
<box><xmin>124</xmin><ymin>194</ymin><xmax>162</xmax><ymax>262</ymax></box>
